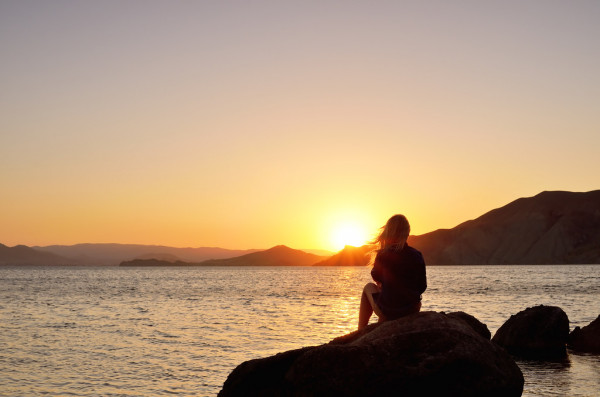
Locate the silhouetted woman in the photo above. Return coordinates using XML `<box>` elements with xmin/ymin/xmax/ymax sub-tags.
<box><xmin>358</xmin><ymin>214</ymin><xmax>427</xmax><ymax>329</ymax></box>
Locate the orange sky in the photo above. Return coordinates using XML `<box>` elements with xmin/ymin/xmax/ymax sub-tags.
<box><xmin>1</xmin><ymin>1</ymin><xmax>599</xmax><ymax>251</ymax></box>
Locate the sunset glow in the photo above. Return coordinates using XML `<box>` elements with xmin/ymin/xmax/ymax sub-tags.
<box><xmin>1</xmin><ymin>1</ymin><xmax>599</xmax><ymax>250</ymax></box>
<box><xmin>330</xmin><ymin>221</ymin><xmax>369</xmax><ymax>252</ymax></box>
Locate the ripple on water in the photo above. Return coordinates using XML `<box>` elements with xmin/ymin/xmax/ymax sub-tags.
<box><xmin>0</xmin><ymin>265</ymin><xmax>599</xmax><ymax>396</ymax></box>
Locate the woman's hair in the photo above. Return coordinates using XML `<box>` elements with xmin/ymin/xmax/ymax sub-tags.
<box><xmin>374</xmin><ymin>214</ymin><xmax>411</xmax><ymax>251</ymax></box>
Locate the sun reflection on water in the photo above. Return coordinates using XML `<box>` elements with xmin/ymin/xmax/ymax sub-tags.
<box><xmin>0</xmin><ymin>265</ymin><xmax>599</xmax><ymax>396</ymax></box>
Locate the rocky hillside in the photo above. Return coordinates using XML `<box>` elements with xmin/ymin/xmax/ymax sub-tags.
<box><xmin>313</xmin><ymin>245</ymin><xmax>372</xmax><ymax>266</ymax></box>
<box><xmin>199</xmin><ymin>245</ymin><xmax>327</xmax><ymax>266</ymax></box>
<box><xmin>409</xmin><ymin>190</ymin><xmax>600</xmax><ymax>265</ymax></box>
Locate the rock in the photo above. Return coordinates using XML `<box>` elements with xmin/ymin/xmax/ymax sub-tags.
<box><xmin>492</xmin><ymin>305</ymin><xmax>569</xmax><ymax>360</ymax></box>
<box><xmin>447</xmin><ymin>311</ymin><xmax>492</xmax><ymax>339</ymax></box>
<box><xmin>219</xmin><ymin>311</ymin><xmax>524</xmax><ymax>397</ymax></box>
<box><xmin>568</xmin><ymin>315</ymin><xmax>600</xmax><ymax>353</ymax></box>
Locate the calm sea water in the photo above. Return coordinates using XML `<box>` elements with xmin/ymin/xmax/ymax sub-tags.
<box><xmin>0</xmin><ymin>265</ymin><xmax>599</xmax><ymax>396</ymax></box>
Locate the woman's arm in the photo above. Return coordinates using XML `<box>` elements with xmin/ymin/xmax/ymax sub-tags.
<box><xmin>371</xmin><ymin>265</ymin><xmax>382</xmax><ymax>284</ymax></box>
<box><xmin>371</xmin><ymin>253</ymin><xmax>384</xmax><ymax>284</ymax></box>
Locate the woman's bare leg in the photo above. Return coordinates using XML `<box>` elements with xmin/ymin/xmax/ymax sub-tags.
<box><xmin>358</xmin><ymin>283</ymin><xmax>383</xmax><ymax>329</ymax></box>
<box><xmin>358</xmin><ymin>288</ymin><xmax>373</xmax><ymax>329</ymax></box>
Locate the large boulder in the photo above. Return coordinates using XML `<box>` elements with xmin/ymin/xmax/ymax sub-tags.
<box><xmin>219</xmin><ymin>311</ymin><xmax>524</xmax><ymax>397</ymax></box>
<box><xmin>569</xmin><ymin>315</ymin><xmax>600</xmax><ymax>353</ymax></box>
<box><xmin>492</xmin><ymin>305</ymin><xmax>569</xmax><ymax>360</ymax></box>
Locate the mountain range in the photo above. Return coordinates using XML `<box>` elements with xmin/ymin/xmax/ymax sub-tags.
<box><xmin>1</xmin><ymin>190</ymin><xmax>599</xmax><ymax>266</ymax></box>
<box><xmin>32</xmin><ymin>243</ymin><xmax>262</xmax><ymax>266</ymax></box>
<box><xmin>409</xmin><ymin>190</ymin><xmax>600</xmax><ymax>265</ymax></box>
<box><xmin>0</xmin><ymin>244</ymin><xmax>69</xmax><ymax>266</ymax></box>
<box><xmin>120</xmin><ymin>245</ymin><xmax>327</xmax><ymax>267</ymax></box>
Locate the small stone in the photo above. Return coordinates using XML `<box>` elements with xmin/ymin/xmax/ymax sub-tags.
<box><xmin>568</xmin><ymin>315</ymin><xmax>600</xmax><ymax>353</ymax></box>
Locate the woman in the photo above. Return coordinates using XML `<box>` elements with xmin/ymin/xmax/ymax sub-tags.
<box><xmin>358</xmin><ymin>214</ymin><xmax>427</xmax><ymax>329</ymax></box>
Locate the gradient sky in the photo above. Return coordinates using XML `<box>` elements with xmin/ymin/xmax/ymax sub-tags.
<box><xmin>1</xmin><ymin>1</ymin><xmax>599</xmax><ymax>251</ymax></box>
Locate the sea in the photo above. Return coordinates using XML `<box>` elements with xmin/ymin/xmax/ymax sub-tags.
<box><xmin>0</xmin><ymin>265</ymin><xmax>599</xmax><ymax>396</ymax></box>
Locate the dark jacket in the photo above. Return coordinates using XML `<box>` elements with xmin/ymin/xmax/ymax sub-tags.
<box><xmin>371</xmin><ymin>243</ymin><xmax>427</xmax><ymax>319</ymax></box>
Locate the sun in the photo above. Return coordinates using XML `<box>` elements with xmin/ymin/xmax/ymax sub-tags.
<box><xmin>330</xmin><ymin>221</ymin><xmax>369</xmax><ymax>252</ymax></box>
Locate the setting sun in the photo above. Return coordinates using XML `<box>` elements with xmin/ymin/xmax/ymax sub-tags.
<box><xmin>330</xmin><ymin>221</ymin><xmax>369</xmax><ymax>251</ymax></box>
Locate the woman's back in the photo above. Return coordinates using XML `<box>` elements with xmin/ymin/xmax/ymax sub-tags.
<box><xmin>371</xmin><ymin>244</ymin><xmax>427</xmax><ymax>318</ymax></box>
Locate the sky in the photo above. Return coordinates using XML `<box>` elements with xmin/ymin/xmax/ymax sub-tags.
<box><xmin>1</xmin><ymin>1</ymin><xmax>599</xmax><ymax>251</ymax></box>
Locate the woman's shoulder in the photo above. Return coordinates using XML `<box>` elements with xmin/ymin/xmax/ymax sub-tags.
<box><xmin>377</xmin><ymin>244</ymin><xmax>423</xmax><ymax>264</ymax></box>
<box><xmin>375</xmin><ymin>247</ymin><xmax>403</xmax><ymax>263</ymax></box>
<box><xmin>403</xmin><ymin>243</ymin><xmax>422</xmax><ymax>255</ymax></box>
<box><xmin>403</xmin><ymin>244</ymin><xmax>425</xmax><ymax>263</ymax></box>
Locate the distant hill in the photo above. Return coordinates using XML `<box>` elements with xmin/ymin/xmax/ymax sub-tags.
<box><xmin>119</xmin><ymin>246</ymin><xmax>327</xmax><ymax>266</ymax></box>
<box><xmin>409</xmin><ymin>190</ymin><xmax>600</xmax><ymax>265</ymax></box>
<box><xmin>304</xmin><ymin>248</ymin><xmax>335</xmax><ymax>256</ymax></box>
<box><xmin>199</xmin><ymin>245</ymin><xmax>327</xmax><ymax>266</ymax></box>
<box><xmin>34</xmin><ymin>243</ymin><xmax>261</xmax><ymax>266</ymax></box>
<box><xmin>0</xmin><ymin>244</ymin><xmax>73</xmax><ymax>265</ymax></box>
<box><xmin>313</xmin><ymin>245</ymin><xmax>372</xmax><ymax>266</ymax></box>
<box><xmin>120</xmin><ymin>258</ymin><xmax>195</xmax><ymax>267</ymax></box>
<box><xmin>134</xmin><ymin>253</ymin><xmax>182</xmax><ymax>262</ymax></box>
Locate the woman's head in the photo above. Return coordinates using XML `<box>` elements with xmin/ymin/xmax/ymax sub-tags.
<box><xmin>376</xmin><ymin>214</ymin><xmax>410</xmax><ymax>250</ymax></box>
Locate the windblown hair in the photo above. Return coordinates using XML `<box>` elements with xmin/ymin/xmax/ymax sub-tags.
<box><xmin>374</xmin><ymin>214</ymin><xmax>411</xmax><ymax>251</ymax></box>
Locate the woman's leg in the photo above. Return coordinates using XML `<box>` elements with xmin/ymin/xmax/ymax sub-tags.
<box><xmin>358</xmin><ymin>282</ymin><xmax>384</xmax><ymax>329</ymax></box>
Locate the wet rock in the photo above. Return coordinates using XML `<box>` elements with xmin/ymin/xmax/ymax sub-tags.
<box><xmin>219</xmin><ymin>311</ymin><xmax>524</xmax><ymax>397</ymax></box>
<box><xmin>492</xmin><ymin>305</ymin><xmax>569</xmax><ymax>360</ymax></box>
<box><xmin>447</xmin><ymin>311</ymin><xmax>492</xmax><ymax>339</ymax></box>
<box><xmin>569</xmin><ymin>315</ymin><xmax>600</xmax><ymax>353</ymax></box>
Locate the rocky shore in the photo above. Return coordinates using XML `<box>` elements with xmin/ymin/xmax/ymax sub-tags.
<box><xmin>219</xmin><ymin>306</ymin><xmax>599</xmax><ymax>396</ymax></box>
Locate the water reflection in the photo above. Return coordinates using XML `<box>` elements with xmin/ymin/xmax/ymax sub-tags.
<box><xmin>517</xmin><ymin>353</ymin><xmax>600</xmax><ymax>397</ymax></box>
<box><xmin>518</xmin><ymin>357</ymin><xmax>572</xmax><ymax>396</ymax></box>
<box><xmin>1</xmin><ymin>265</ymin><xmax>599</xmax><ymax>396</ymax></box>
